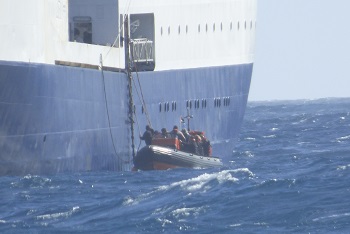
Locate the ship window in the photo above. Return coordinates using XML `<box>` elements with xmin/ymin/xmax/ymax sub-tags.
<box><xmin>237</xmin><ymin>21</ymin><xmax>240</xmax><ymax>30</ymax></box>
<box><xmin>190</xmin><ymin>100</ymin><xmax>192</xmax><ymax>109</ymax></box>
<box><xmin>206</xmin><ymin>23</ymin><xmax>208</xmax><ymax>32</ymax></box>
<box><xmin>168</xmin><ymin>26</ymin><xmax>171</xmax><ymax>35</ymax></box>
<box><xmin>230</xmin><ymin>22</ymin><xmax>233</xmax><ymax>31</ymax></box>
<box><xmin>178</xmin><ymin>25</ymin><xmax>181</xmax><ymax>34</ymax></box>
<box><xmin>186</xmin><ymin>25</ymin><xmax>188</xmax><ymax>34</ymax></box>
<box><xmin>161</xmin><ymin>27</ymin><xmax>163</xmax><ymax>36</ymax></box>
<box><xmin>202</xmin><ymin>99</ymin><xmax>207</xmax><ymax>108</ymax></box>
<box><xmin>220</xmin><ymin>22</ymin><xmax>223</xmax><ymax>31</ymax></box>
<box><xmin>72</xmin><ymin>16</ymin><xmax>92</xmax><ymax>44</ymax></box>
<box><xmin>250</xmin><ymin>20</ymin><xmax>253</xmax><ymax>29</ymax></box>
<box><xmin>159</xmin><ymin>103</ymin><xmax>162</xmax><ymax>112</ymax></box>
<box><xmin>213</xmin><ymin>23</ymin><xmax>216</xmax><ymax>32</ymax></box>
<box><xmin>224</xmin><ymin>97</ymin><xmax>231</xmax><ymax>106</ymax></box>
<box><xmin>167</xmin><ymin>102</ymin><xmax>170</xmax><ymax>112</ymax></box>
<box><xmin>245</xmin><ymin>21</ymin><xmax>247</xmax><ymax>30</ymax></box>
<box><xmin>198</xmin><ymin>24</ymin><xmax>201</xmax><ymax>33</ymax></box>
<box><xmin>186</xmin><ymin>100</ymin><xmax>189</xmax><ymax>108</ymax></box>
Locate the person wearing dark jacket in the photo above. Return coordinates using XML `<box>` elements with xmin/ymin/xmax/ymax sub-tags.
<box><xmin>140</xmin><ymin>125</ymin><xmax>154</xmax><ymax>145</ymax></box>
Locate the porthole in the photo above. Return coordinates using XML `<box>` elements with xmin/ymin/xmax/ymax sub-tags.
<box><xmin>220</xmin><ymin>22</ymin><xmax>223</xmax><ymax>31</ymax></box>
<box><xmin>178</xmin><ymin>25</ymin><xmax>181</xmax><ymax>34</ymax></box>
<box><xmin>230</xmin><ymin>22</ymin><xmax>233</xmax><ymax>31</ymax></box>
<box><xmin>198</xmin><ymin>24</ymin><xmax>201</xmax><ymax>33</ymax></box>
<box><xmin>186</xmin><ymin>25</ymin><xmax>188</xmax><ymax>34</ymax></box>
<box><xmin>168</xmin><ymin>26</ymin><xmax>171</xmax><ymax>35</ymax></box>
<box><xmin>161</xmin><ymin>27</ymin><xmax>163</xmax><ymax>36</ymax></box>
<box><xmin>213</xmin><ymin>23</ymin><xmax>216</xmax><ymax>32</ymax></box>
<box><xmin>167</xmin><ymin>102</ymin><xmax>170</xmax><ymax>112</ymax></box>
<box><xmin>186</xmin><ymin>100</ymin><xmax>189</xmax><ymax>108</ymax></box>
<box><xmin>190</xmin><ymin>100</ymin><xmax>192</xmax><ymax>109</ymax></box>
<box><xmin>206</xmin><ymin>23</ymin><xmax>208</xmax><ymax>32</ymax></box>
<box><xmin>237</xmin><ymin>21</ymin><xmax>240</xmax><ymax>30</ymax></box>
<box><xmin>244</xmin><ymin>21</ymin><xmax>247</xmax><ymax>30</ymax></box>
<box><xmin>159</xmin><ymin>103</ymin><xmax>162</xmax><ymax>112</ymax></box>
<box><xmin>250</xmin><ymin>20</ymin><xmax>253</xmax><ymax>29</ymax></box>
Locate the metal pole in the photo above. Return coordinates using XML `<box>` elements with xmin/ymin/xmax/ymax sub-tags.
<box><xmin>124</xmin><ymin>15</ymin><xmax>136</xmax><ymax>161</ymax></box>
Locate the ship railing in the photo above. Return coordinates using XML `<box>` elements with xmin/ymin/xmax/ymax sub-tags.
<box><xmin>130</xmin><ymin>38</ymin><xmax>154</xmax><ymax>63</ymax></box>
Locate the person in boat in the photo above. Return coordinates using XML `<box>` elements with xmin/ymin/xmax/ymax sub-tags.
<box><xmin>170</xmin><ymin>125</ymin><xmax>186</xmax><ymax>142</ymax></box>
<box><xmin>140</xmin><ymin>125</ymin><xmax>154</xmax><ymax>145</ymax></box>
<box><xmin>181</xmin><ymin>128</ymin><xmax>191</xmax><ymax>142</ymax></box>
<box><xmin>188</xmin><ymin>135</ymin><xmax>199</xmax><ymax>155</ymax></box>
<box><xmin>195</xmin><ymin>135</ymin><xmax>204</xmax><ymax>156</ymax></box>
<box><xmin>202</xmin><ymin>137</ymin><xmax>212</xmax><ymax>156</ymax></box>
<box><xmin>161</xmin><ymin>128</ymin><xmax>171</xmax><ymax>138</ymax></box>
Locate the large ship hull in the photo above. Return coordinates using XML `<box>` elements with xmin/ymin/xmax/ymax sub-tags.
<box><xmin>0</xmin><ymin>60</ymin><xmax>252</xmax><ymax>175</ymax></box>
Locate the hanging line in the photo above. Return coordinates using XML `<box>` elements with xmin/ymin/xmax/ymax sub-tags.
<box><xmin>99</xmin><ymin>55</ymin><xmax>125</xmax><ymax>167</ymax></box>
<box><xmin>129</xmin><ymin>48</ymin><xmax>152</xmax><ymax>128</ymax></box>
<box><xmin>103</xmin><ymin>0</ymin><xmax>133</xmax><ymax>60</ymax></box>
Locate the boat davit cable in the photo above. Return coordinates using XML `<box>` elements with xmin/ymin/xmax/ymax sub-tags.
<box><xmin>130</xmin><ymin>51</ymin><xmax>152</xmax><ymax>128</ymax></box>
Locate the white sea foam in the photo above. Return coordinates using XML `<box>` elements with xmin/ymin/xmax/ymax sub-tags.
<box><xmin>312</xmin><ymin>212</ymin><xmax>350</xmax><ymax>222</ymax></box>
<box><xmin>158</xmin><ymin>170</ymin><xmax>239</xmax><ymax>193</ymax></box>
<box><xmin>245</xmin><ymin>137</ymin><xmax>256</xmax><ymax>141</ymax></box>
<box><xmin>36</xmin><ymin>206</ymin><xmax>80</xmax><ymax>220</ymax></box>
<box><xmin>337</xmin><ymin>164</ymin><xmax>350</xmax><ymax>170</ymax></box>
<box><xmin>336</xmin><ymin>135</ymin><xmax>350</xmax><ymax>142</ymax></box>
<box><xmin>263</xmin><ymin>135</ymin><xmax>276</xmax><ymax>138</ymax></box>
<box><xmin>243</xmin><ymin>151</ymin><xmax>254</xmax><ymax>158</ymax></box>
<box><xmin>123</xmin><ymin>170</ymin><xmax>246</xmax><ymax>206</ymax></box>
<box><xmin>171</xmin><ymin>207</ymin><xmax>206</xmax><ymax>219</ymax></box>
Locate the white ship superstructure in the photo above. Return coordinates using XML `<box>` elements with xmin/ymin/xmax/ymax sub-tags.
<box><xmin>0</xmin><ymin>0</ymin><xmax>256</xmax><ymax>70</ymax></box>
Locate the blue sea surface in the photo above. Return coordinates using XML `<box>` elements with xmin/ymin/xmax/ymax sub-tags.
<box><xmin>1</xmin><ymin>98</ymin><xmax>350</xmax><ymax>233</ymax></box>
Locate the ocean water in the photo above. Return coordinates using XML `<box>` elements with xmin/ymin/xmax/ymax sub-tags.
<box><xmin>1</xmin><ymin>98</ymin><xmax>350</xmax><ymax>233</ymax></box>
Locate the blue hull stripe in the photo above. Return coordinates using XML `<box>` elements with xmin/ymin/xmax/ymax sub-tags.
<box><xmin>0</xmin><ymin>60</ymin><xmax>252</xmax><ymax>175</ymax></box>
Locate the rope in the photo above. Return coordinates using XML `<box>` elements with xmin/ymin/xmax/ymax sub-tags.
<box><xmin>130</xmin><ymin>50</ymin><xmax>152</xmax><ymax>127</ymax></box>
<box><xmin>103</xmin><ymin>1</ymin><xmax>133</xmax><ymax>60</ymax></box>
<box><xmin>99</xmin><ymin>55</ymin><xmax>123</xmax><ymax>168</ymax></box>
